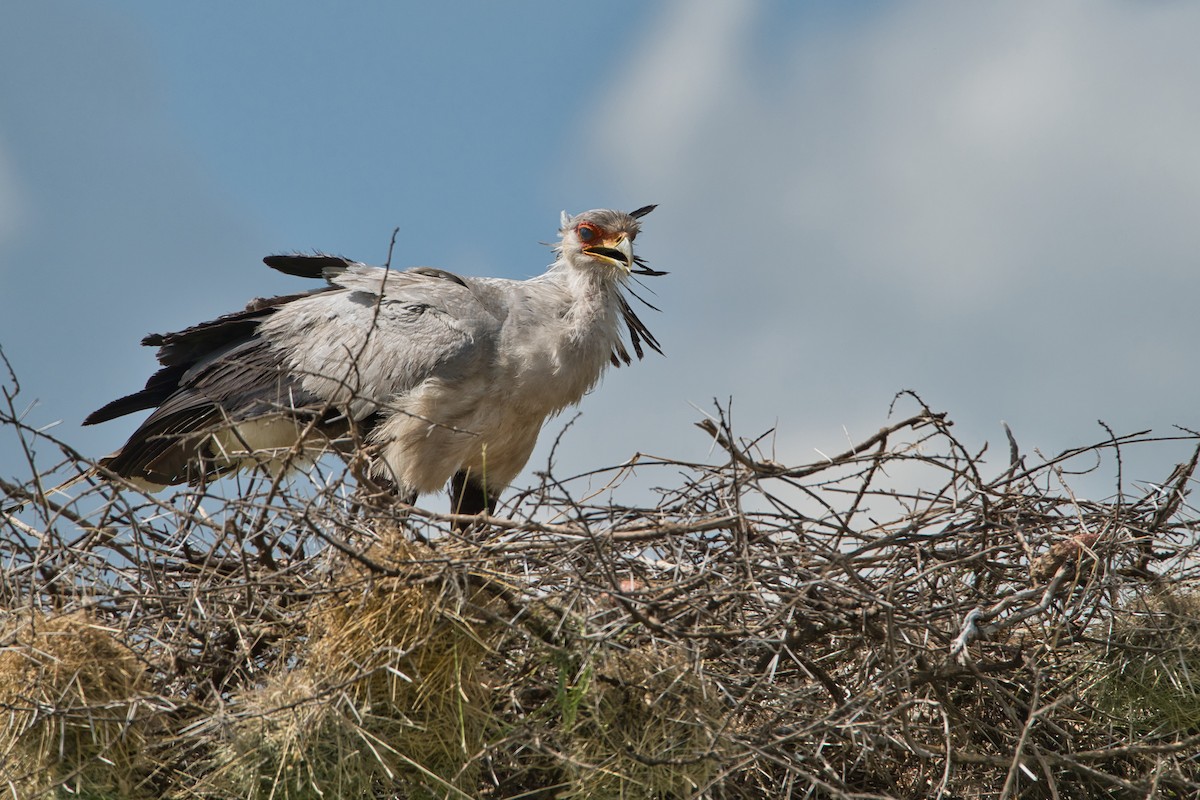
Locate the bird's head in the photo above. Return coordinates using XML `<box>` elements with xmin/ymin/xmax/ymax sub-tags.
<box><xmin>557</xmin><ymin>205</ymin><xmax>657</xmax><ymax>276</ymax></box>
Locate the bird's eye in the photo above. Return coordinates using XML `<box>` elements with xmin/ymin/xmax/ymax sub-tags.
<box><xmin>577</xmin><ymin>224</ymin><xmax>598</xmax><ymax>243</ymax></box>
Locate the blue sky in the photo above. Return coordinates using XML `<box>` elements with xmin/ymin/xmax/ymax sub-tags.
<box><xmin>3</xmin><ymin>1</ymin><xmax>1200</xmax><ymax>505</ymax></box>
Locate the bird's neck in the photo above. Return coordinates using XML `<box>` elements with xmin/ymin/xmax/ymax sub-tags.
<box><xmin>553</xmin><ymin>261</ymin><xmax>625</xmax><ymax>329</ymax></box>
<box><xmin>491</xmin><ymin>262</ymin><xmax>625</xmax><ymax>414</ymax></box>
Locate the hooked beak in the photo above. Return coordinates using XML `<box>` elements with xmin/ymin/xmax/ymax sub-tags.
<box><xmin>583</xmin><ymin>236</ymin><xmax>633</xmax><ymax>272</ymax></box>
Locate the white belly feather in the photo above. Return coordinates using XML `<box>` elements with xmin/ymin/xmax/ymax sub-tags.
<box><xmin>370</xmin><ymin>315</ymin><xmax>618</xmax><ymax>494</ymax></box>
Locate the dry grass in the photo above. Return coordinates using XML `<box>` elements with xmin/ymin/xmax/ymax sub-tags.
<box><xmin>4</xmin><ymin>375</ymin><xmax>1200</xmax><ymax>798</ymax></box>
<box><xmin>1091</xmin><ymin>592</ymin><xmax>1200</xmax><ymax>739</ymax></box>
<box><xmin>0</xmin><ymin>612</ymin><xmax>157</xmax><ymax>798</ymax></box>
<box><xmin>558</xmin><ymin>644</ymin><xmax>724</xmax><ymax>798</ymax></box>
<box><xmin>183</xmin><ymin>533</ymin><xmax>499</xmax><ymax>799</ymax></box>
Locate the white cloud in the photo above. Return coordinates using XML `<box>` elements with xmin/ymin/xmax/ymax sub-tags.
<box><xmin>594</xmin><ymin>1</ymin><xmax>1200</xmax><ymax>298</ymax></box>
<box><xmin>567</xmin><ymin>1</ymin><xmax>1200</xmax><ymax>488</ymax></box>
<box><xmin>598</xmin><ymin>0</ymin><xmax>759</xmax><ymax>189</ymax></box>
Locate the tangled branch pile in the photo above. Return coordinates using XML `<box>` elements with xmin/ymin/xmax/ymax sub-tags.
<box><xmin>3</xmin><ymin>386</ymin><xmax>1200</xmax><ymax>799</ymax></box>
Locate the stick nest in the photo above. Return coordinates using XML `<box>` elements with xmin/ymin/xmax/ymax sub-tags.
<box><xmin>4</xmin><ymin>384</ymin><xmax>1200</xmax><ymax>799</ymax></box>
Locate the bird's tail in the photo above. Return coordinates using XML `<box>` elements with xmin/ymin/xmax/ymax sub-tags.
<box><xmin>2</xmin><ymin>451</ymin><xmax>164</xmax><ymax>515</ymax></box>
<box><xmin>3</xmin><ymin>467</ymin><xmax>101</xmax><ymax>515</ymax></box>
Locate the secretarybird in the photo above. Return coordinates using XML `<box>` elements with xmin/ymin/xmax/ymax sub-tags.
<box><xmin>78</xmin><ymin>205</ymin><xmax>663</xmax><ymax>517</ymax></box>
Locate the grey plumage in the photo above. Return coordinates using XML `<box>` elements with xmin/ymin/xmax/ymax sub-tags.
<box><xmin>83</xmin><ymin>206</ymin><xmax>662</xmax><ymax>515</ymax></box>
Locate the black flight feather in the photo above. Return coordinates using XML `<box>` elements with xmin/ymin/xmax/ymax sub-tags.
<box><xmin>263</xmin><ymin>253</ymin><xmax>354</xmax><ymax>280</ymax></box>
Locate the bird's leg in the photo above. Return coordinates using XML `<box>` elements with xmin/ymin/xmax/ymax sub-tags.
<box><xmin>450</xmin><ymin>470</ymin><xmax>496</xmax><ymax>532</ymax></box>
<box><xmin>347</xmin><ymin>456</ymin><xmax>416</xmax><ymax>516</ymax></box>
<box><xmin>347</xmin><ymin>473</ymin><xmax>424</xmax><ymax>539</ymax></box>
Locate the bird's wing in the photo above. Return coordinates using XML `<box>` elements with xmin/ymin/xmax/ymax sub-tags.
<box><xmin>261</xmin><ymin>263</ymin><xmax>504</xmax><ymax>422</ymax></box>
<box><xmin>91</xmin><ymin>260</ymin><xmax>501</xmax><ymax>485</ymax></box>
<box><xmin>96</xmin><ymin>336</ymin><xmax>313</xmax><ymax>484</ymax></box>
<box><xmin>85</xmin><ymin>288</ymin><xmax>328</xmax><ymax>425</ymax></box>
<box><xmin>262</xmin><ymin>253</ymin><xmax>354</xmax><ymax>280</ymax></box>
